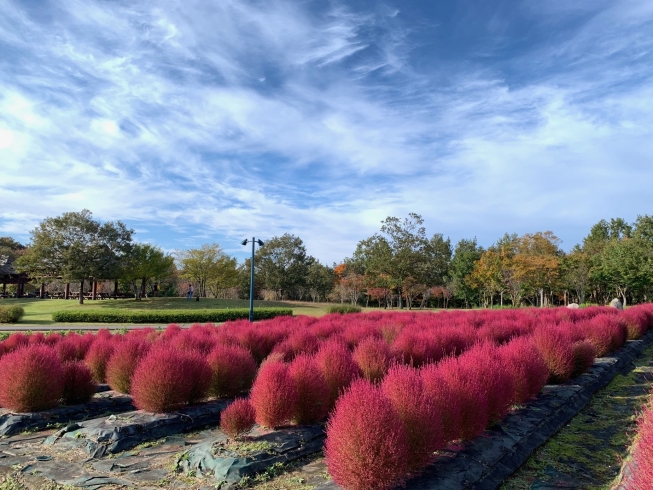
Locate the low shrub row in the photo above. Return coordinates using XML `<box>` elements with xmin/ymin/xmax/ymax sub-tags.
<box><xmin>327</xmin><ymin>304</ymin><xmax>363</xmax><ymax>315</ymax></box>
<box><xmin>51</xmin><ymin>308</ymin><xmax>293</xmax><ymax>323</ymax></box>
<box><xmin>0</xmin><ymin>306</ymin><xmax>24</xmax><ymax>323</ymax></box>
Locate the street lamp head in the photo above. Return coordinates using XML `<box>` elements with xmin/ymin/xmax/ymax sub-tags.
<box><xmin>241</xmin><ymin>239</ymin><xmax>248</xmax><ymax>246</ymax></box>
<box><xmin>256</xmin><ymin>239</ymin><xmax>264</xmax><ymax>247</ymax></box>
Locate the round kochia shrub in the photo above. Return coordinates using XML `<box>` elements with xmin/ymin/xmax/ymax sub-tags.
<box><xmin>496</xmin><ymin>337</ymin><xmax>549</xmax><ymax>403</ymax></box>
<box><xmin>315</xmin><ymin>339</ymin><xmax>361</xmax><ymax>411</ymax></box>
<box><xmin>220</xmin><ymin>398</ymin><xmax>256</xmax><ymax>439</ymax></box>
<box><xmin>0</xmin><ymin>345</ymin><xmax>64</xmax><ymax>412</ymax></box>
<box><xmin>288</xmin><ymin>355</ymin><xmax>330</xmax><ymax>424</ymax></box>
<box><xmin>325</xmin><ymin>379</ymin><xmax>410</xmax><ymax>490</ymax></box>
<box><xmin>533</xmin><ymin>328</ymin><xmax>575</xmax><ymax>384</ymax></box>
<box><xmin>105</xmin><ymin>339</ymin><xmax>151</xmax><ymax>394</ymax></box>
<box><xmin>382</xmin><ymin>364</ymin><xmax>442</xmax><ymax>471</ymax></box>
<box><xmin>85</xmin><ymin>338</ymin><xmax>116</xmax><ymax>383</ymax></box>
<box><xmin>62</xmin><ymin>361</ymin><xmax>97</xmax><ymax>405</ymax></box>
<box><xmin>130</xmin><ymin>346</ymin><xmax>211</xmax><ymax>412</ymax></box>
<box><xmin>206</xmin><ymin>345</ymin><xmax>257</xmax><ymax>398</ymax></box>
<box><xmin>352</xmin><ymin>337</ymin><xmax>392</xmax><ymax>383</ymax></box>
<box><xmin>250</xmin><ymin>361</ymin><xmax>297</xmax><ymax>428</ymax></box>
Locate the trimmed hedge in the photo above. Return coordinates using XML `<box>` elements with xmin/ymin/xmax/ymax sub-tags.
<box><xmin>327</xmin><ymin>304</ymin><xmax>362</xmax><ymax>314</ymax></box>
<box><xmin>51</xmin><ymin>308</ymin><xmax>293</xmax><ymax>323</ymax></box>
<box><xmin>0</xmin><ymin>306</ymin><xmax>25</xmax><ymax>323</ymax></box>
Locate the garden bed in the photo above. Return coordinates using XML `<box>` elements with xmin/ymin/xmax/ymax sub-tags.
<box><xmin>44</xmin><ymin>399</ymin><xmax>230</xmax><ymax>457</ymax></box>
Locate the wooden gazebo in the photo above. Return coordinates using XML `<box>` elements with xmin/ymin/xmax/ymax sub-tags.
<box><xmin>0</xmin><ymin>255</ymin><xmax>30</xmax><ymax>298</ymax></box>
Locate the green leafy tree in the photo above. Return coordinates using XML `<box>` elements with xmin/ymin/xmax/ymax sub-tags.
<box><xmin>450</xmin><ymin>238</ymin><xmax>483</xmax><ymax>308</ymax></box>
<box><xmin>207</xmin><ymin>255</ymin><xmax>240</xmax><ymax>298</ymax></box>
<box><xmin>306</xmin><ymin>261</ymin><xmax>334</xmax><ymax>302</ymax></box>
<box><xmin>122</xmin><ymin>243</ymin><xmax>176</xmax><ymax>300</ymax></box>
<box><xmin>595</xmin><ymin>237</ymin><xmax>651</xmax><ymax>306</ymax></box>
<box><xmin>16</xmin><ymin>210</ymin><xmax>133</xmax><ymax>304</ymax></box>
<box><xmin>0</xmin><ymin>237</ymin><xmax>26</xmax><ymax>261</ymax></box>
<box><xmin>255</xmin><ymin>234</ymin><xmax>313</xmax><ymax>300</ymax></box>
<box><xmin>176</xmin><ymin>243</ymin><xmax>232</xmax><ymax>298</ymax></box>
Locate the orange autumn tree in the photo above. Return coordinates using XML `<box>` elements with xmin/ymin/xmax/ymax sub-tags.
<box><xmin>510</xmin><ymin>232</ymin><xmax>562</xmax><ymax>307</ymax></box>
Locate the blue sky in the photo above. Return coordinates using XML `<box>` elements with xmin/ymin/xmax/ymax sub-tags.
<box><xmin>1</xmin><ymin>0</ymin><xmax>652</xmax><ymax>264</ymax></box>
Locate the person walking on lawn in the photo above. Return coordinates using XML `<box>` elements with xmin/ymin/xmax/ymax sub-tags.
<box><xmin>186</xmin><ymin>284</ymin><xmax>193</xmax><ymax>300</ymax></box>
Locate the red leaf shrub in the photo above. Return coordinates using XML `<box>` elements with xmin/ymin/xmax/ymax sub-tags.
<box><xmin>55</xmin><ymin>338</ymin><xmax>80</xmax><ymax>362</ymax></box>
<box><xmin>497</xmin><ymin>337</ymin><xmax>549</xmax><ymax>403</ymax></box>
<box><xmin>206</xmin><ymin>345</ymin><xmax>258</xmax><ymax>398</ymax></box>
<box><xmin>533</xmin><ymin>328</ymin><xmax>575</xmax><ymax>384</ymax></box>
<box><xmin>571</xmin><ymin>341</ymin><xmax>597</xmax><ymax>377</ymax></box>
<box><xmin>3</xmin><ymin>333</ymin><xmax>29</xmax><ymax>352</ymax></box>
<box><xmin>629</xmin><ymin>395</ymin><xmax>653</xmax><ymax>488</ymax></box>
<box><xmin>288</xmin><ymin>355</ymin><xmax>330</xmax><ymax>424</ymax></box>
<box><xmin>421</xmin><ymin>361</ymin><xmax>462</xmax><ymax>444</ymax></box>
<box><xmin>250</xmin><ymin>361</ymin><xmax>297</xmax><ymax>428</ymax></box>
<box><xmin>623</xmin><ymin>309</ymin><xmax>649</xmax><ymax>340</ymax></box>
<box><xmin>0</xmin><ymin>345</ymin><xmax>64</xmax><ymax>412</ymax></box>
<box><xmin>105</xmin><ymin>339</ymin><xmax>151</xmax><ymax>394</ymax></box>
<box><xmin>382</xmin><ymin>364</ymin><xmax>442</xmax><ymax>470</ymax></box>
<box><xmin>325</xmin><ymin>379</ymin><xmax>409</xmax><ymax>490</ymax></box>
<box><xmin>352</xmin><ymin>337</ymin><xmax>391</xmax><ymax>383</ymax></box>
<box><xmin>220</xmin><ymin>398</ymin><xmax>256</xmax><ymax>439</ymax></box>
<box><xmin>85</xmin><ymin>338</ymin><xmax>116</xmax><ymax>383</ymax></box>
<box><xmin>315</xmin><ymin>339</ymin><xmax>361</xmax><ymax>411</ymax></box>
<box><xmin>28</xmin><ymin>332</ymin><xmax>46</xmax><ymax>345</ymax></box>
<box><xmin>271</xmin><ymin>330</ymin><xmax>319</xmax><ymax>361</ymax></box>
<box><xmin>62</xmin><ymin>361</ymin><xmax>97</xmax><ymax>405</ymax></box>
<box><xmin>130</xmin><ymin>346</ymin><xmax>211</xmax><ymax>412</ymax></box>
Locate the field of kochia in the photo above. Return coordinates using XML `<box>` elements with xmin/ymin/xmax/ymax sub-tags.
<box><xmin>0</xmin><ymin>305</ymin><xmax>652</xmax><ymax>490</ymax></box>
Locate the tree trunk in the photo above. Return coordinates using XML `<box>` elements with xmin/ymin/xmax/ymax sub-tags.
<box><xmin>39</xmin><ymin>283</ymin><xmax>45</xmax><ymax>299</ymax></box>
<box><xmin>79</xmin><ymin>280</ymin><xmax>84</xmax><ymax>304</ymax></box>
<box><xmin>65</xmin><ymin>283</ymin><xmax>70</xmax><ymax>299</ymax></box>
<box><xmin>141</xmin><ymin>278</ymin><xmax>147</xmax><ymax>299</ymax></box>
<box><xmin>114</xmin><ymin>280</ymin><xmax>119</xmax><ymax>299</ymax></box>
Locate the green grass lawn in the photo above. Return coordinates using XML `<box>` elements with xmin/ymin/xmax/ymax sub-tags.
<box><xmin>0</xmin><ymin>297</ymin><xmax>444</xmax><ymax>326</ymax></box>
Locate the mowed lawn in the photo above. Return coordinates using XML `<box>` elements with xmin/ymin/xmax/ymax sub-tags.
<box><xmin>0</xmin><ymin>297</ymin><xmax>433</xmax><ymax>326</ymax></box>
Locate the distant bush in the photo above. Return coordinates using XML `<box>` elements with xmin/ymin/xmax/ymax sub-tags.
<box><xmin>0</xmin><ymin>306</ymin><xmax>24</xmax><ymax>324</ymax></box>
<box><xmin>250</xmin><ymin>361</ymin><xmax>297</xmax><ymax>428</ymax></box>
<box><xmin>325</xmin><ymin>379</ymin><xmax>409</xmax><ymax>490</ymax></box>
<box><xmin>0</xmin><ymin>345</ymin><xmax>64</xmax><ymax>412</ymax></box>
<box><xmin>62</xmin><ymin>361</ymin><xmax>97</xmax><ymax>405</ymax></box>
<box><xmin>327</xmin><ymin>305</ymin><xmax>362</xmax><ymax>315</ymax></box>
<box><xmin>105</xmin><ymin>339</ymin><xmax>151</xmax><ymax>394</ymax></box>
<box><xmin>206</xmin><ymin>345</ymin><xmax>257</xmax><ymax>398</ymax></box>
<box><xmin>51</xmin><ymin>308</ymin><xmax>293</xmax><ymax>323</ymax></box>
<box><xmin>220</xmin><ymin>398</ymin><xmax>256</xmax><ymax>439</ymax></box>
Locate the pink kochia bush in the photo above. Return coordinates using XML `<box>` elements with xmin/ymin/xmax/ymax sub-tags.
<box><xmin>314</xmin><ymin>339</ymin><xmax>361</xmax><ymax>411</ymax></box>
<box><xmin>533</xmin><ymin>328</ymin><xmax>576</xmax><ymax>384</ymax></box>
<box><xmin>496</xmin><ymin>337</ymin><xmax>549</xmax><ymax>403</ymax></box>
<box><xmin>628</xmin><ymin>391</ymin><xmax>653</xmax><ymax>488</ymax></box>
<box><xmin>220</xmin><ymin>398</ymin><xmax>256</xmax><ymax>439</ymax></box>
<box><xmin>382</xmin><ymin>365</ymin><xmax>442</xmax><ymax>471</ymax></box>
<box><xmin>325</xmin><ymin>379</ymin><xmax>410</xmax><ymax>490</ymax></box>
<box><xmin>105</xmin><ymin>339</ymin><xmax>151</xmax><ymax>394</ymax></box>
<box><xmin>0</xmin><ymin>345</ymin><xmax>64</xmax><ymax>412</ymax></box>
<box><xmin>352</xmin><ymin>337</ymin><xmax>392</xmax><ymax>383</ymax></box>
<box><xmin>62</xmin><ymin>361</ymin><xmax>97</xmax><ymax>405</ymax></box>
<box><xmin>250</xmin><ymin>361</ymin><xmax>298</xmax><ymax>428</ymax></box>
<box><xmin>206</xmin><ymin>345</ymin><xmax>257</xmax><ymax>398</ymax></box>
<box><xmin>288</xmin><ymin>355</ymin><xmax>330</xmax><ymax>424</ymax></box>
<box><xmin>85</xmin><ymin>338</ymin><xmax>116</xmax><ymax>383</ymax></box>
<box><xmin>130</xmin><ymin>346</ymin><xmax>211</xmax><ymax>412</ymax></box>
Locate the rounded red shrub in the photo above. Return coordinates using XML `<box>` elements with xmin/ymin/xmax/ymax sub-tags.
<box><xmin>220</xmin><ymin>398</ymin><xmax>256</xmax><ymax>439</ymax></box>
<box><xmin>325</xmin><ymin>379</ymin><xmax>410</xmax><ymax>490</ymax></box>
<box><xmin>0</xmin><ymin>345</ymin><xmax>64</xmax><ymax>412</ymax></box>
<box><xmin>62</xmin><ymin>361</ymin><xmax>97</xmax><ymax>405</ymax></box>
<box><xmin>183</xmin><ymin>350</ymin><xmax>212</xmax><ymax>405</ymax></box>
<box><xmin>382</xmin><ymin>364</ymin><xmax>442</xmax><ymax>471</ymax></box>
<box><xmin>315</xmin><ymin>339</ymin><xmax>361</xmax><ymax>411</ymax></box>
<box><xmin>352</xmin><ymin>337</ymin><xmax>392</xmax><ymax>383</ymax></box>
<box><xmin>85</xmin><ymin>338</ymin><xmax>116</xmax><ymax>383</ymax></box>
<box><xmin>497</xmin><ymin>337</ymin><xmax>549</xmax><ymax>403</ymax></box>
<box><xmin>206</xmin><ymin>345</ymin><xmax>258</xmax><ymax>398</ymax></box>
<box><xmin>288</xmin><ymin>355</ymin><xmax>330</xmax><ymax>424</ymax></box>
<box><xmin>105</xmin><ymin>339</ymin><xmax>151</xmax><ymax>394</ymax></box>
<box><xmin>571</xmin><ymin>341</ymin><xmax>596</xmax><ymax>377</ymax></box>
<box><xmin>271</xmin><ymin>330</ymin><xmax>319</xmax><ymax>361</ymax></box>
<box><xmin>533</xmin><ymin>328</ymin><xmax>575</xmax><ymax>384</ymax></box>
<box><xmin>629</xmin><ymin>396</ymin><xmax>653</xmax><ymax>488</ymax></box>
<box><xmin>28</xmin><ymin>332</ymin><xmax>46</xmax><ymax>345</ymax></box>
<box><xmin>250</xmin><ymin>361</ymin><xmax>297</xmax><ymax>428</ymax></box>
<box><xmin>623</xmin><ymin>309</ymin><xmax>649</xmax><ymax>340</ymax></box>
<box><xmin>55</xmin><ymin>338</ymin><xmax>80</xmax><ymax>362</ymax></box>
<box><xmin>421</xmin><ymin>361</ymin><xmax>462</xmax><ymax>444</ymax></box>
<box><xmin>130</xmin><ymin>346</ymin><xmax>211</xmax><ymax>412</ymax></box>
<box><xmin>3</xmin><ymin>333</ymin><xmax>29</xmax><ymax>352</ymax></box>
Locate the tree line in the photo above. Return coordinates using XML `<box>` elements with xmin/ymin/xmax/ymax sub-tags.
<box><xmin>3</xmin><ymin>210</ymin><xmax>652</xmax><ymax>308</ymax></box>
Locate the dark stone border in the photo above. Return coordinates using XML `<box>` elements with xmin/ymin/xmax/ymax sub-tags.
<box><xmin>0</xmin><ymin>392</ymin><xmax>134</xmax><ymax>437</ymax></box>
<box><xmin>315</xmin><ymin>331</ymin><xmax>653</xmax><ymax>490</ymax></box>
<box><xmin>44</xmin><ymin>399</ymin><xmax>230</xmax><ymax>458</ymax></box>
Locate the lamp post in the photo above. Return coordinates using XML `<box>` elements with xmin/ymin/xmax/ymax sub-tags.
<box><xmin>241</xmin><ymin>237</ymin><xmax>264</xmax><ymax>322</ymax></box>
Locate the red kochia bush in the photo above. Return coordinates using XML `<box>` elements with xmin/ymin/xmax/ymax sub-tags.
<box><xmin>220</xmin><ymin>398</ymin><xmax>256</xmax><ymax>439</ymax></box>
<box><xmin>629</xmin><ymin>395</ymin><xmax>653</xmax><ymax>488</ymax></box>
<box><xmin>315</xmin><ymin>339</ymin><xmax>361</xmax><ymax>411</ymax></box>
<box><xmin>571</xmin><ymin>341</ymin><xmax>597</xmax><ymax>377</ymax></box>
<box><xmin>623</xmin><ymin>309</ymin><xmax>649</xmax><ymax>340</ymax></box>
<box><xmin>62</xmin><ymin>361</ymin><xmax>97</xmax><ymax>405</ymax></box>
<box><xmin>497</xmin><ymin>337</ymin><xmax>549</xmax><ymax>403</ymax></box>
<box><xmin>130</xmin><ymin>346</ymin><xmax>211</xmax><ymax>412</ymax></box>
<box><xmin>206</xmin><ymin>345</ymin><xmax>257</xmax><ymax>398</ymax></box>
<box><xmin>533</xmin><ymin>328</ymin><xmax>575</xmax><ymax>384</ymax></box>
<box><xmin>288</xmin><ymin>355</ymin><xmax>330</xmax><ymax>424</ymax></box>
<box><xmin>3</xmin><ymin>333</ymin><xmax>29</xmax><ymax>352</ymax></box>
<box><xmin>0</xmin><ymin>345</ymin><xmax>64</xmax><ymax>412</ymax></box>
<box><xmin>325</xmin><ymin>379</ymin><xmax>410</xmax><ymax>490</ymax></box>
<box><xmin>352</xmin><ymin>337</ymin><xmax>392</xmax><ymax>383</ymax></box>
<box><xmin>106</xmin><ymin>339</ymin><xmax>151</xmax><ymax>394</ymax></box>
<box><xmin>250</xmin><ymin>361</ymin><xmax>297</xmax><ymax>428</ymax></box>
<box><xmin>382</xmin><ymin>365</ymin><xmax>442</xmax><ymax>471</ymax></box>
<box><xmin>421</xmin><ymin>361</ymin><xmax>462</xmax><ymax>444</ymax></box>
<box><xmin>85</xmin><ymin>338</ymin><xmax>116</xmax><ymax>383</ymax></box>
